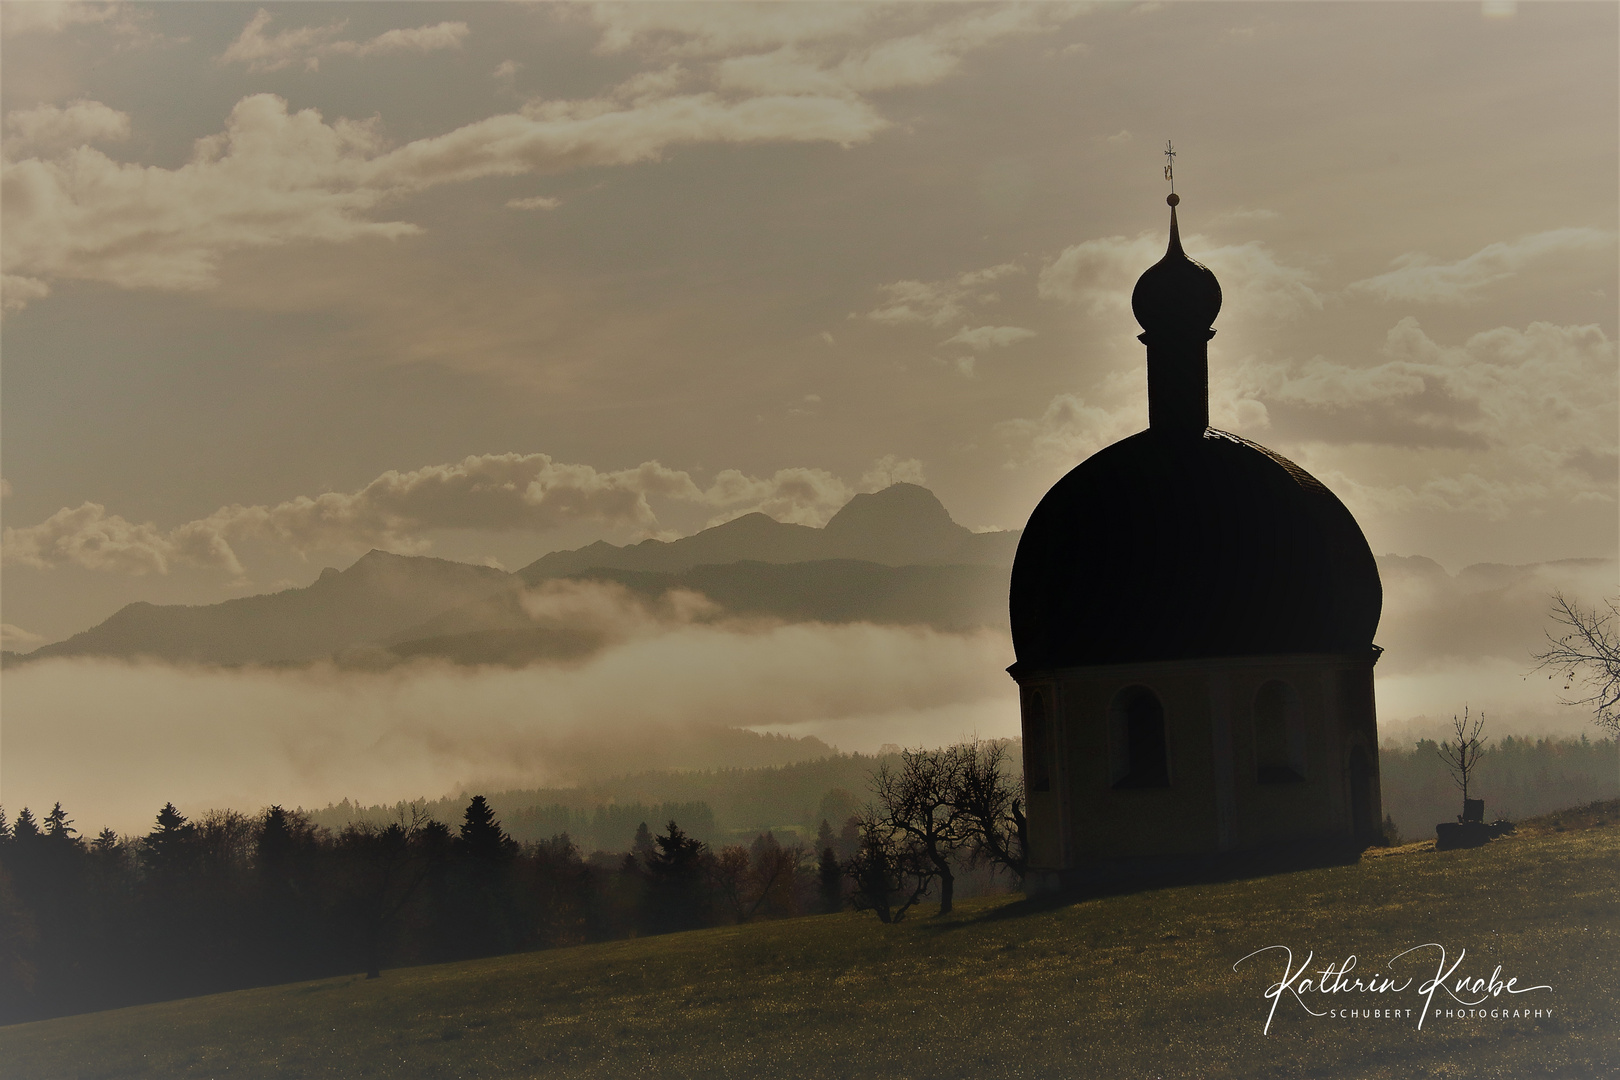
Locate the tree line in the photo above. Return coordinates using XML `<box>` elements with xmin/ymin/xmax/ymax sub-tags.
<box><xmin>1378</xmin><ymin>733</ymin><xmax>1617</xmax><ymax>840</ymax></box>
<box><xmin>0</xmin><ymin>740</ymin><xmax>1027</xmax><ymax>1024</ymax></box>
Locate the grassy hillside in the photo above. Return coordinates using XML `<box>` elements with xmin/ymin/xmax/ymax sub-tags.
<box><xmin>6</xmin><ymin>804</ymin><xmax>1615</xmax><ymax>1080</ymax></box>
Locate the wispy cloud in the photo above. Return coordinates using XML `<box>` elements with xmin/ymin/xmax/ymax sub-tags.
<box><xmin>864</xmin><ymin>263</ymin><xmax>1022</xmax><ymax>327</ymax></box>
<box><xmin>217</xmin><ymin>9</ymin><xmax>469</xmax><ymax>73</ymax></box>
<box><xmin>1</xmin><ymin>90</ymin><xmax>881</xmax><ymax>301</ymax></box>
<box><xmin>1348</xmin><ymin>227</ymin><xmax>1614</xmax><ymax>305</ymax></box>
<box><xmin>4</xmin><ymin>7</ymin><xmax>1081</xmax><ymax>308</ymax></box>
<box><xmin>940</xmin><ymin>325</ymin><xmax>1036</xmax><ymax>351</ymax></box>
<box><xmin>1039</xmin><ymin>231</ymin><xmax>1319</xmax><ymax>323</ymax></box>
<box><xmin>1230</xmin><ymin>319</ymin><xmax>1617</xmax><ymax>517</ymax></box>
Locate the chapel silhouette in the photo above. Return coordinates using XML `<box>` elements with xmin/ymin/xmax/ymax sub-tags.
<box><xmin>1009</xmin><ymin>192</ymin><xmax>1385</xmax><ymax>890</ymax></box>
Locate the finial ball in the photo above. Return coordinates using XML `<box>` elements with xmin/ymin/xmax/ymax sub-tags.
<box><xmin>1167</xmin><ymin>193</ymin><xmax>1180</xmax><ymax>207</ymax></box>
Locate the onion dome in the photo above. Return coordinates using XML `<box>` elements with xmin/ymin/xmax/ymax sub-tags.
<box><xmin>1008</xmin><ymin>194</ymin><xmax>1381</xmax><ymax>671</ymax></box>
<box><xmin>1009</xmin><ymin>429</ymin><xmax>1382</xmax><ymax>670</ymax></box>
<box><xmin>1131</xmin><ymin>194</ymin><xmax>1222</xmax><ymax>339</ymax></box>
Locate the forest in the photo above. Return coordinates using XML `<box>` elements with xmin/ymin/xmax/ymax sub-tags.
<box><xmin>2</xmin><ymin>732</ymin><xmax>1611</xmax><ymax>1024</ymax></box>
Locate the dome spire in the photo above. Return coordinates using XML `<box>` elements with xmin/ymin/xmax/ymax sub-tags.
<box><xmin>1130</xmin><ymin>149</ymin><xmax>1221</xmax><ymax>435</ymax></box>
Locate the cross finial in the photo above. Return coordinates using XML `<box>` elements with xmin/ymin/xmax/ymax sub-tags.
<box><xmin>1163</xmin><ymin>140</ymin><xmax>1176</xmax><ymax>194</ymax></box>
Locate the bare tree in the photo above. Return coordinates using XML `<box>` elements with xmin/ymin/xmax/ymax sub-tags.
<box><xmin>1436</xmin><ymin>707</ymin><xmax>1486</xmax><ymax>822</ymax></box>
<box><xmin>1533</xmin><ymin>592</ymin><xmax>1620</xmax><ymax>739</ymax></box>
<box><xmin>950</xmin><ymin>740</ymin><xmax>1028</xmax><ymax>881</ymax></box>
<box><xmin>870</xmin><ymin>746</ymin><xmax>973</xmax><ymax>914</ymax></box>
<box><xmin>843</xmin><ymin>809</ymin><xmax>933</xmax><ymax>924</ymax></box>
<box><xmin>338</xmin><ymin>805</ymin><xmax>444</xmax><ymax>979</ymax></box>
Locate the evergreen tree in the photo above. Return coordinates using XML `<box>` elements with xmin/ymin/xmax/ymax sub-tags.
<box><xmin>645</xmin><ymin>820</ymin><xmax>709</xmax><ymax>933</ymax></box>
<box><xmin>143</xmin><ymin>803</ymin><xmax>195</xmax><ymax>874</ymax></box>
<box><xmin>457</xmin><ymin>796</ymin><xmax>516</xmax><ymax>862</ymax></box>
<box><xmin>42</xmin><ymin>803</ymin><xmax>77</xmax><ymax>845</ymax></box>
<box><xmin>631</xmin><ymin>821</ymin><xmax>656</xmax><ymax>867</ymax></box>
<box><xmin>819</xmin><ymin>846</ymin><xmax>843</xmax><ymax>914</ymax></box>
<box><xmin>815</xmin><ymin>818</ymin><xmax>836</xmax><ymax>853</ymax></box>
<box><xmin>12</xmin><ymin>808</ymin><xmax>39</xmax><ymax>843</ymax></box>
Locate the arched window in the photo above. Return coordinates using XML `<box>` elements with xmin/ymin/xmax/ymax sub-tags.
<box><xmin>1023</xmin><ymin>689</ymin><xmax>1052</xmax><ymax>793</ymax></box>
<box><xmin>1109</xmin><ymin>686</ymin><xmax>1169</xmax><ymax>789</ymax></box>
<box><xmin>1254</xmin><ymin>680</ymin><xmax>1305</xmax><ymax>783</ymax></box>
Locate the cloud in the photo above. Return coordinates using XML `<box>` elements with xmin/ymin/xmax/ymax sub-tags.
<box><xmin>993</xmin><ymin>391</ymin><xmax>1145</xmax><ymax>471</ymax></box>
<box><xmin>1</xmin><ymin>273</ymin><xmax>51</xmax><ymax>311</ymax></box>
<box><xmin>1348</xmin><ymin>227</ymin><xmax>1615</xmax><ymax>305</ymax></box>
<box><xmin>940</xmin><ymin>325</ymin><xmax>1036</xmax><ymax>352</ymax></box>
<box><xmin>4</xmin><ymin>99</ymin><xmax>130</xmax><ymax>155</ymax></box>
<box><xmin>4</xmin><ymin>5</ymin><xmax>1076</xmax><ymax>307</ymax></box>
<box><xmin>0</xmin><ymin>621</ymin><xmax>1017</xmax><ymax>833</ymax></box>
<box><xmin>1239</xmin><ymin>320</ymin><xmax>1617</xmax><ymax>519</ymax></box>
<box><xmin>1375</xmin><ymin>555</ymin><xmax>1617</xmax><ymax>674</ymax></box>
<box><xmin>506</xmin><ymin>195</ymin><xmax>560</xmax><ymax>211</ymax></box>
<box><xmin>1</xmin><ymin>623</ymin><xmax>45</xmax><ymax>650</ymax></box>
<box><xmin>709</xmin><ymin>6</ymin><xmax>1076</xmax><ymax>96</ymax></box>
<box><xmin>1233</xmin><ymin>318</ymin><xmax>1616</xmax><ymax>457</ymax></box>
<box><xmin>217</xmin><ymin>9</ymin><xmax>470</xmax><ymax>73</ymax></box>
<box><xmin>859</xmin><ymin>455</ymin><xmax>927</xmax><ymax>491</ymax></box>
<box><xmin>2</xmin><ymin>90</ymin><xmax>882</xmax><ymax>299</ymax></box>
<box><xmin>1037</xmin><ymin>232</ymin><xmax>1161</xmax><ymax>316</ymax></box>
<box><xmin>1</xmin><ymin>2</ymin><xmax>123</xmax><ymax>36</ymax></box>
<box><xmin>1039</xmin><ymin>230</ymin><xmax>1319</xmax><ymax>323</ymax></box>
<box><xmin>2</xmin><ymin>452</ymin><xmax>921</xmax><ymax>577</ymax></box>
<box><xmin>864</xmin><ymin>262</ymin><xmax>1021</xmax><ymax>327</ymax></box>
<box><xmin>3</xmin><ymin>95</ymin><xmax>421</xmax><ymax>293</ymax></box>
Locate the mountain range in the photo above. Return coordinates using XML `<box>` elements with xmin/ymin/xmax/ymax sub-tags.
<box><xmin>9</xmin><ymin>484</ymin><xmax>1020</xmax><ymax>668</ymax></box>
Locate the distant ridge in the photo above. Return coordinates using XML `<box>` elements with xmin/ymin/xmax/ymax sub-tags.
<box><xmin>22</xmin><ymin>551</ymin><xmax>511</xmax><ymax>665</ymax></box>
<box><xmin>517</xmin><ymin>483</ymin><xmax>1019</xmax><ymax>581</ymax></box>
<box><xmin>9</xmin><ymin>484</ymin><xmax>1022</xmax><ymax>666</ymax></box>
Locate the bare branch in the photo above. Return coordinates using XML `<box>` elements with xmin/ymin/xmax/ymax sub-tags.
<box><xmin>1531</xmin><ymin>592</ymin><xmax>1620</xmax><ymax>737</ymax></box>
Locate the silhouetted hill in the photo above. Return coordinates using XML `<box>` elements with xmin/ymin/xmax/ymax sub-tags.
<box><xmin>517</xmin><ymin>483</ymin><xmax>1018</xmax><ymax>581</ymax></box>
<box><xmin>9</xmin><ymin>485</ymin><xmax>1018</xmax><ymax>667</ymax></box>
<box><xmin>24</xmin><ymin>551</ymin><xmax>511</xmax><ymax>665</ymax></box>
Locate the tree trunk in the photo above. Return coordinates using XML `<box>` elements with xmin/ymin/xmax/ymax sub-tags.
<box><xmin>936</xmin><ymin>864</ymin><xmax>954</xmax><ymax>915</ymax></box>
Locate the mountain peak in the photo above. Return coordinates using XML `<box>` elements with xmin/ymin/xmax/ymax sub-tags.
<box><xmin>824</xmin><ymin>483</ymin><xmax>958</xmax><ymax>536</ymax></box>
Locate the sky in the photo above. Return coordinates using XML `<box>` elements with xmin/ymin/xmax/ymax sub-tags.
<box><xmin>0</xmin><ymin>2</ymin><xmax>1616</xmax><ymax>829</ymax></box>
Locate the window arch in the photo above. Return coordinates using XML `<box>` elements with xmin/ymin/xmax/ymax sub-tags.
<box><xmin>1109</xmin><ymin>685</ymin><xmax>1170</xmax><ymax>789</ymax></box>
<box><xmin>1023</xmin><ymin>689</ymin><xmax>1053</xmax><ymax>793</ymax></box>
<box><xmin>1254</xmin><ymin>679</ymin><xmax>1305</xmax><ymax>783</ymax></box>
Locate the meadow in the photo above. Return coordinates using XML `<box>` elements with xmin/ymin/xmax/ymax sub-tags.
<box><xmin>5</xmin><ymin>803</ymin><xmax>1615</xmax><ymax>1080</ymax></box>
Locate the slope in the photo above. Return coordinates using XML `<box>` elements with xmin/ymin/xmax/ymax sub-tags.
<box><xmin>5</xmin><ymin>809</ymin><xmax>1612</xmax><ymax>1079</ymax></box>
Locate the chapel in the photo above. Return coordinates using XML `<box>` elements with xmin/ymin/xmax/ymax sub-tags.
<box><xmin>1009</xmin><ymin>192</ymin><xmax>1385</xmax><ymax>891</ymax></box>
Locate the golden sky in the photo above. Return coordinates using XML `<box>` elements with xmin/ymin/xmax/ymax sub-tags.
<box><xmin>1</xmin><ymin>1</ymin><xmax>1616</xmax><ymax>829</ymax></box>
<box><xmin>4</xmin><ymin>2</ymin><xmax>1615</xmax><ymax>642</ymax></box>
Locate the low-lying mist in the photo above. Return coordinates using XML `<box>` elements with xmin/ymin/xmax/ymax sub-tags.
<box><xmin>4</xmin><ymin>558</ymin><xmax>1612</xmax><ymax>836</ymax></box>
<box><xmin>1</xmin><ymin>617</ymin><xmax>1019</xmax><ymax>835</ymax></box>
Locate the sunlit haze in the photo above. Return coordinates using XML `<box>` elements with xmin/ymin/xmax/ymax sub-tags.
<box><xmin>2</xmin><ymin>2</ymin><xmax>1615</xmax><ymax>832</ymax></box>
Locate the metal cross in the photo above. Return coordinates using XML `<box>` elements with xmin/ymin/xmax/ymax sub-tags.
<box><xmin>1163</xmin><ymin>141</ymin><xmax>1176</xmax><ymax>193</ymax></box>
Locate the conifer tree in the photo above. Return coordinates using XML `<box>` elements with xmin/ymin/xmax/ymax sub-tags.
<box><xmin>818</xmin><ymin>846</ymin><xmax>843</xmax><ymax>914</ymax></box>
<box><xmin>12</xmin><ymin>808</ymin><xmax>39</xmax><ymax>843</ymax></box>
<box><xmin>457</xmin><ymin>796</ymin><xmax>516</xmax><ymax>862</ymax></box>
<box><xmin>42</xmin><ymin>803</ymin><xmax>76</xmax><ymax>844</ymax></box>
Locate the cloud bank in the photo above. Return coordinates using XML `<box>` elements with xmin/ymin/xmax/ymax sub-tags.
<box><xmin>1348</xmin><ymin>228</ymin><xmax>1615</xmax><ymax>306</ymax></box>
<box><xmin>2</xmin><ymin>6</ymin><xmax>1078</xmax><ymax>307</ymax></box>
<box><xmin>218</xmin><ymin>9</ymin><xmax>469</xmax><ymax>73</ymax></box>
<box><xmin>1</xmin><ymin>452</ymin><xmax>907</xmax><ymax>577</ymax></box>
